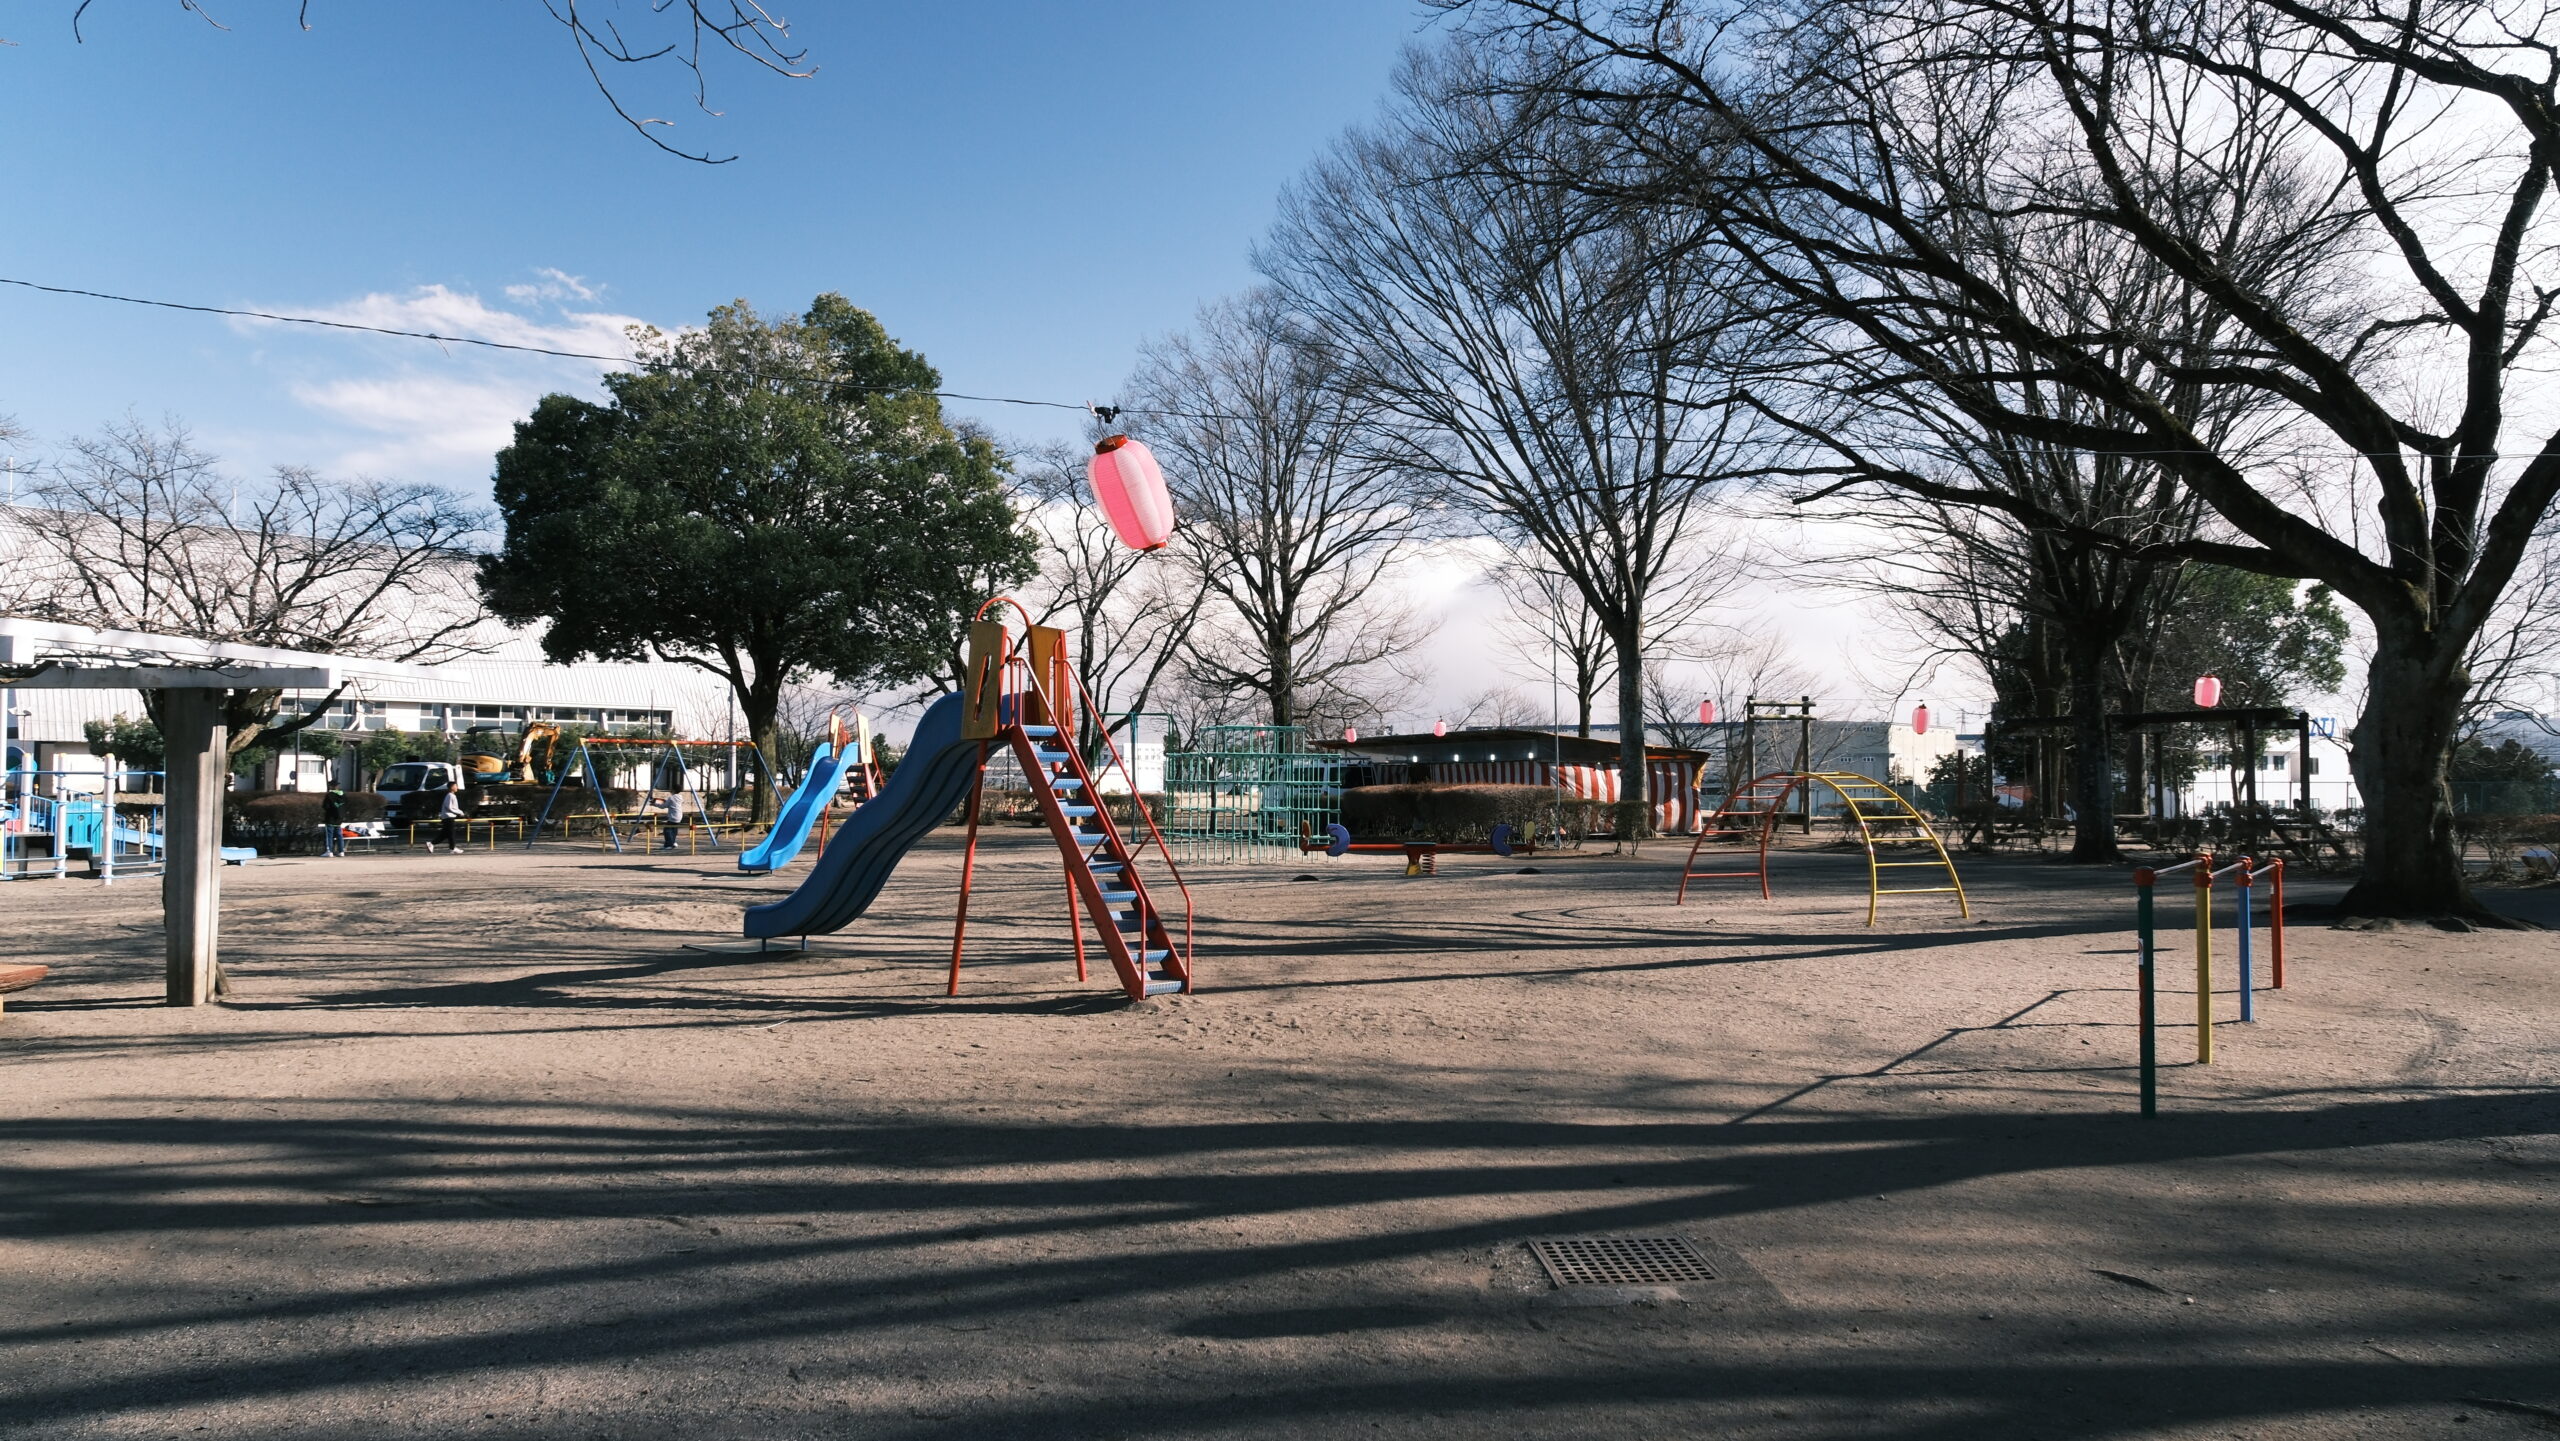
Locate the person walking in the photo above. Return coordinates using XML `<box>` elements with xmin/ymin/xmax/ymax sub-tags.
<box><xmin>437</xmin><ymin>777</ymin><xmax>464</xmax><ymax>855</ymax></box>
<box><xmin>660</xmin><ymin>788</ymin><xmax>685</xmax><ymax>851</ymax></box>
<box><xmin>321</xmin><ymin>783</ymin><xmax>347</xmax><ymax>858</ymax></box>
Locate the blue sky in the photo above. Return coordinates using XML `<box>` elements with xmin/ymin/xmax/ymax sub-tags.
<box><xmin>0</xmin><ymin>2</ymin><xmax>1437</xmax><ymax>493</ymax></box>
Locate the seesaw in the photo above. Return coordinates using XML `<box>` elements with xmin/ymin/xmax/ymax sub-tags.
<box><xmin>1301</xmin><ymin>823</ymin><xmax>1532</xmax><ymax>876</ymax></box>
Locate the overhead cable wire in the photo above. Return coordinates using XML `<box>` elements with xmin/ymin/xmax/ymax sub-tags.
<box><xmin>7</xmin><ymin>275</ymin><xmax>2555</xmax><ymax>464</ymax></box>
<box><xmin>0</xmin><ymin>275</ymin><xmax>1095</xmax><ymax>416</ymax></box>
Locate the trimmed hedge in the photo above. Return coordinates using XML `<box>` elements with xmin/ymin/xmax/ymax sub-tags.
<box><xmin>1341</xmin><ymin>784</ymin><xmax>1610</xmax><ymax>843</ymax></box>
<box><xmin>226</xmin><ymin>790</ymin><xmax>387</xmax><ymax>826</ymax></box>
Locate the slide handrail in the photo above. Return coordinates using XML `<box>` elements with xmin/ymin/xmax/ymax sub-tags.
<box><xmin>977</xmin><ymin>604</ymin><xmax>1195</xmax><ymax>971</ymax></box>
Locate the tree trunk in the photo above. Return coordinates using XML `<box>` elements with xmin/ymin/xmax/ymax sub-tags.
<box><xmin>740</xmin><ymin>692</ymin><xmax>782</xmax><ymax>825</ymax></box>
<box><xmin>1610</xmin><ymin>624</ymin><xmax>1650</xmax><ymax>848</ymax></box>
<box><xmin>2065</xmin><ymin>631</ymin><xmax>2123</xmax><ymax>862</ymax></box>
<box><xmin>1267</xmin><ymin>626</ymin><xmax>1297</xmax><ymax>731</ymax></box>
<box><xmin>2342</xmin><ymin>631</ymin><xmax>2485</xmax><ymax>920</ymax></box>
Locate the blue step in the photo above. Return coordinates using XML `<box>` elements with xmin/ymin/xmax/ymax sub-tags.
<box><xmin>1034</xmin><ymin>749</ymin><xmax>1069</xmax><ymax>765</ymax></box>
<box><xmin>1099</xmin><ymin>889</ymin><xmax>1137</xmax><ymax>905</ymax></box>
<box><xmin>1143</xmin><ymin>979</ymin><xmax>1184</xmax><ymax>997</ymax></box>
<box><xmin>1052</xmin><ymin>777</ymin><xmax>1087</xmax><ymax>792</ymax></box>
<box><xmin>1141</xmin><ymin>948</ymin><xmax>1171</xmax><ymax>963</ymax></box>
<box><xmin>1059</xmin><ymin>805</ymin><xmax>1097</xmax><ymax>819</ymax></box>
<box><xmin>1085</xmin><ymin>860</ymin><xmax>1125</xmax><ymax>873</ymax></box>
<box><xmin>1022</xmin><ymin>725</ymin><xmax>1059</xmax><ymax>739</ymax></box>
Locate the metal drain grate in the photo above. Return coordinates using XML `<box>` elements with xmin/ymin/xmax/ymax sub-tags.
<box><xmin>1529</xmin><ymin>1235</ymin><xmax>1717</xmax><ymax>1288</ymax></box>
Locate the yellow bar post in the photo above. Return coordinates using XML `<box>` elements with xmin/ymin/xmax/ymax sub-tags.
<box><xmin>2194</xmin><ymin>851</ymin><xmax>2214</xmax><ymax>1064</ymax></box>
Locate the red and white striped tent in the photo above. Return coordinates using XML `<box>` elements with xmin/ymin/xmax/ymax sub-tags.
<box><xmin>1323</xmin><ymin>728</ymin><xmax>1708</xmax><ymax>834</ymax></box>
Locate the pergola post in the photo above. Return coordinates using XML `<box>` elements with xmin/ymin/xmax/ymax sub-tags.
<box><xmin>160</xmin><ymin>689</ymin><xmax>228</xmax><ymax>1006</ymax></box>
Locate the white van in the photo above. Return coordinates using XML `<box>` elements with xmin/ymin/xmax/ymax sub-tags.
<box><xmin>375</xmin><ymin>761</ymin><xmax>465</xmax><ymax>821</ymax></box>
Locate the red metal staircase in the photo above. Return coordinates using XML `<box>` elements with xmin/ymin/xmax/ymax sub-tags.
<box><xmin>1676</xmin><ymin>771</ymin><xmax>1797</xmax><ymax>903</ymax></box>
<box><xmin>1005</xmin><ymin>719</ymin><xmax>1190</xmax><ymax>999</ymax></box>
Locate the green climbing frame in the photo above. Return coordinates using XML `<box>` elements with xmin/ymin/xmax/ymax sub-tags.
<box><xmin>1163</xmin><ymin>724</ymin><xmax>1339</xmax><ymax>864</ymax></box>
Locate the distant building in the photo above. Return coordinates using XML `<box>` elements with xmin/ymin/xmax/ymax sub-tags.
<box><xmin>8</xmin><ymin>625</ymin><xmax>737</xmax><ymax>792</ymax></box>
<box><xmin>2</xmin><ymin>504</ymin><xmax>737</xmax><ymax>792</ymax></box>
<box><xmin>1571</xmin><ymin>718</ymin><xmax>1962</xmax><ymax>791</ymax></box>
<box><xmin>1323</xmin><ymin>727</ymin><xmax>1710</xmax><ymax>832</ymax></box>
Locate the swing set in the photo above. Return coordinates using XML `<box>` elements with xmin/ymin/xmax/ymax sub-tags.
<box><xmin>527</xmin><ymin>736</ymin><xmax>769</xmax><ymax>853</ymax></box>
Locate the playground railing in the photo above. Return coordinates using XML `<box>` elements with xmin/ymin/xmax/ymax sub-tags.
<box><xmin>406</xmin><ymin>817</ymin><xmax>528</xmax><ymax>851</ymax></box>
<box><xmin>983</xmin><ymin>608</ymin><xmax>1196</xmax><ymax>978</ymax></box>
<box><xmin>2130</xmin><ymin>853</ymin><xmax>2288</xmax><ymax>1115</ymax></box>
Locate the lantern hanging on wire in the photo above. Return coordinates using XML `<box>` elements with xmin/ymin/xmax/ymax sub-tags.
<box><xmin>1697</xmin><ymin>699</ymin><xmax>1717</xmax><ymax>726</ymax></box>
<box><xmin>1088</xmin><ymin>435</ymin><xmax>1175</xmax><ymax>551</ymax></box>
<box><xmin>1912</xmin><ymin>702</ymin><xmax>1930</xmax><ymax>736</ymax></box>
<box><xmin>2194</xmin><ymin>675</ymin><xmax>2222</xmax><ymax>709</ymax></box>
<box><xmin>1342</xmin><ymin>726</ymin><xmax>1358</xmax><ymax>743</ymax></box>
<box><xmin>1432</xmin><ymin>719</ymin><xmax>1447</xmax><ymax>737</ymax></box>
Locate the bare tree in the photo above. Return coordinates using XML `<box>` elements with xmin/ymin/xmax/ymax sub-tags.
<box><xmin>10</xmin><ymin>417</ymin><xmax>488</xmax><ymax>753</ymax></box>
<box><xmin>1264</xmin><ymin>43</ymin><xmax>1768</xmax><ymax>832</ymax></box>
<box><xmin>1486</xmin><ymin>555</ymin><xmax>1616</xmax><ymax>736</ymax></box>
<box><xmin>1016</xmin><ymin>441</ymin><xmax>1205</xmax><ymax>753</ymax></box>
<box><xmin>1126</xmin><ymin>290</ymin><xmax>1424</xmax><ymax>734</ymax></box>
<box><xmin>2463</xmin><ymin>513</ymin><xmax>2560</xmax><ymax>738</ymax></box>
<box><xmin>69</xmin><ymin>1</ymin><xmax>810</xmax><ymax>163</ymax></box>
<box><xmin>1486</xmin><ymin>540</ymin><xmax>1736</xmax><ymax>737</ymax></box>
<box><xmin>1447</xmin><ymin>682</ymin><xmax>1546</xmax><ymax>729</ymax></box>
<box><xmin>1477</xmin><ymin>0</ymin><xmax>2560</xmax><ymax>920</ymax></box>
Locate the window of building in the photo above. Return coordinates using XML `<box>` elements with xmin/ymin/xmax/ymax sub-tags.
<box><xmin>2266</xmin><ymin>755</ymin><xmax>2286</xmax><ymax>774</ymax></box>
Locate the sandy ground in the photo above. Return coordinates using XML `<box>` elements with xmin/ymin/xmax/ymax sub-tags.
<box><xmin>1</xmin><ymin>828</ymin><xmax>2555</xmax><ymax>1440</ymax></box>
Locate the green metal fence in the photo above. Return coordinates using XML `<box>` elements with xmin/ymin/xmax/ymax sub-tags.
<box><xmin>1163</xmin><ymin>724</ymin><xmax>1339</xmax><ymax>864</ymax></box>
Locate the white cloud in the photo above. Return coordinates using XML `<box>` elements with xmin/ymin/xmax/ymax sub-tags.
<box><xmin>286</xmin><ymin>373</ymin><xmax>544</xmax><ymax>478</ymax></box>
<box><xmin>227</xmin><ymin>276</ymin><xmax>661</xmax><ymax>491</ymax></box>
<box><xmin>504</xmin><ymin>268</ymin><xmax>602</xmax><ymax>304</ymax></box>
<box><xmin>253</xmin><ymin>282</ymin><xmax>648</xmax><ymax>361</ymax></box>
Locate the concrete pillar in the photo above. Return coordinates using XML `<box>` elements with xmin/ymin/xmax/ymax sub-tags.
<box><xmin>161</xmin><ymin>689</ymin><xmax>227</xmax><ymax>1006</ymax></box>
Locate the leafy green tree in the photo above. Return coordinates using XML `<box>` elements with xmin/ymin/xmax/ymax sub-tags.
<box><xmin>478</xmin><ymin>294</ymin><xmax>1036</xmax><ymax>818</ymax></box>
<box><xmin>82</xmin><ymin>714</ymin><xmax>165</xmax><ymax>772</ymax></box>
<box><xmin>2140</xmin><ymin>569</ymin><xmax>2350</xmax><ymax>715</ymax></box>
<box><xmin>354</xmin><ymin>729</ymin><xmax>450</xmax><ymax>784</ymax></box>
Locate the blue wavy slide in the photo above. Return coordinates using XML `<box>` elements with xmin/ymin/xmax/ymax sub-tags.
<box><xmin>737</xmin><ymin>741</ymin><xmax>843</xmax><ymax>874</ymax></box>
<box><xmin>743</xmin><ymin>692</ymin><xmax>982</xmax><ymax>940</ymax></box>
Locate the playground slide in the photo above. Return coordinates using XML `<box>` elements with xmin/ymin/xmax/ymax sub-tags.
<box><xmin>736</xmin><ymin>742</ymin><xmax>843</xmax><ymax>874</ymax></box>
<box><xmin>743</xmin><ymin>692</ymin><xmax>982</xmax><ymax>940</ymax></box>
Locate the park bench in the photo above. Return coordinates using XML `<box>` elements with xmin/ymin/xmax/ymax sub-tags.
<box><xmin>0</xmin><ymin>963</ymin><xmax>50</xmax><ymax>1017</ymax></box>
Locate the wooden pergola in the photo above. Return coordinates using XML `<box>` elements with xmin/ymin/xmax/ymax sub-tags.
<box><xmin>1</xmin><ymin>618</ymin><xmax>444</xmax><ymax>1006</ymax></box>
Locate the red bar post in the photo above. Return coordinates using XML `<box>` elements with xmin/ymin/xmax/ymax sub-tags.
<box><xmin>946</xmin><ymin>743</ymin><xmax>991</xmax><ymax>997</ymax></box>
<box><xmin>2270</xmin><ymin>857</ymin><xmax>2286</xmax><ymax>989</ymax></box>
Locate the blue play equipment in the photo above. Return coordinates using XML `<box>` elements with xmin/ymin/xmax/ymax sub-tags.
<box><xmin>737</xmin><ymin>602</ymin><xmax>1194</xmax><ymax>1005</ymax></box>
<box><xmin>737</xmin><ymin>740</ymin><xmax>845</xmax><ymax>874</ymax></box>
<box><xmin>743</xmin><ymin>694</ymin><xmax>980</xmax><ymax>939</ymax></box>
<box><xmin>3</xmin><ymin>770</ymin><xmax>256</xmax><ymax>880</ymax></box>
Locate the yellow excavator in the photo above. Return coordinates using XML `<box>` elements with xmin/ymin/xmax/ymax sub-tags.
<box><xmin>461</xmin><ymin>721</ymin><xmax>566</xmax><ymax>786</ymax></box>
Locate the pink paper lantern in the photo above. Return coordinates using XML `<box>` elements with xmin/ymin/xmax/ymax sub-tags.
<box><xmin>1912</xmin><ymin>703</ymin><xmax>1930</xmax><ymax>736</ymax></box>
<box><xmin>2194</xmin><ymin>675</ymin><xmax>2222</xmax><ymax>709</ymax></box>
<box><xmin>1432</xmin><ymin>719</ymin><xmax>1447</xmax><ymax>737</ymax></box>
<box><xmin>1088</xmin><ymin>435</ymin><xmax>1175</xmax><ymax>551</ymax></box>
<box><xmin>1343</xmin><ymin>726</ymin><xmax>1358</xmax><ymax>743</ymax></box>
<box><xmin>1697</xmin><ymin>699</ymin><xmax>1717</xmax><ymax>726</ymax></box>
